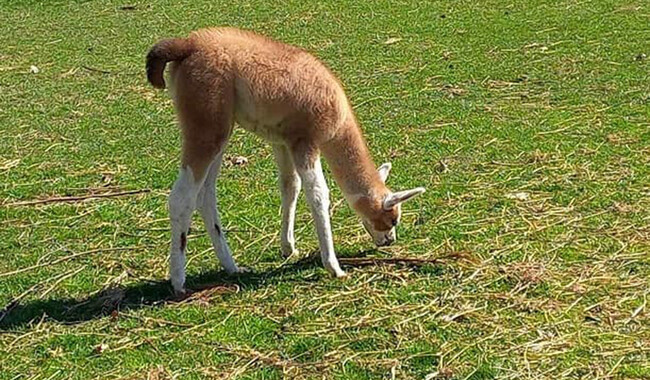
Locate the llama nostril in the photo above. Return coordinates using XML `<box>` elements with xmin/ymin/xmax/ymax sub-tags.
<box><xmin>376</xmin><ymin>238</ymin><xmax>390</xmax><ymax>247</ymax></box>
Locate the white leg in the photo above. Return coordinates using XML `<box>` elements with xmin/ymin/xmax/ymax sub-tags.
<box><xmin>169</xmin><ymin>166</ymin><xmax>205</xmax><ymax>294</ymax></box>
<box><xmin>273</xmin><ymin>145</ymin><xmax>301</xmax><ymax>257</ymax></box>
<box><xmin>196</xmin><ymin>153</ymin><xmax>243</xmax><ymax>274</ymax></box>
<box><xmin>296</xmin><ymin>157</ymin><xmax>345</xmax><ymax>277</ymax></box>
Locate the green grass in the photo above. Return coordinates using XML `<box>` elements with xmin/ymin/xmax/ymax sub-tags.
<box><xmin>1</xmin><ymin>0</ymin><xmax>648</xmax><ymax>378</ymax></box>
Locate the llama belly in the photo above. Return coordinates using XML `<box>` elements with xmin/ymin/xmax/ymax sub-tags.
<box><xmin>234</xmin><ymin>82</ymin><xmax>290</xmax><ymax>143</ymax></box>
<box><xmin>236</xmin><ymin>114</ymin><xmax>288</xmax><ymax>143</ymax></box>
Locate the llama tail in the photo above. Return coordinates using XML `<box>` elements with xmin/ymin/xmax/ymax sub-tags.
<box><xmin>145</xmin><ymin>38</ymin><xmax>195</xmax><ymax>89</ymax></box>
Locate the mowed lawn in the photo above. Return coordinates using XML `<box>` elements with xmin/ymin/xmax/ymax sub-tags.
<box><xmin>1</xmin><ymin>0</ymin><xmax>648</xmax><ymax>378</ymax></box>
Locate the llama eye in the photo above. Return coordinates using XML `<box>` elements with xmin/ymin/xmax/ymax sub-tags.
<box><xmin>391</xmin><ymin>219</ymin><xmax>398</xmax><ymax>227</ymax></box>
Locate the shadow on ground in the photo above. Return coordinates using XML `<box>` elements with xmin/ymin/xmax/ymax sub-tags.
<box><xmin>0</xmin><ymin>250</ymin><xmax>381</xmax><ymax>330</ymax></box>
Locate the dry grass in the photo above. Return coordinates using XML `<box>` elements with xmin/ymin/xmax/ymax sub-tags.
<box><xmin>1</xmin><ymin>0</ymin><xmax>649</xmax><ymax>379</ymax></box>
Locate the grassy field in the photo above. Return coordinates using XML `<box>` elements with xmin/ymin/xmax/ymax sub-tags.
<box><xmin>1</xmin><ymin>0</ymin><xmax>648</xmax><ymax>378</ymax></box>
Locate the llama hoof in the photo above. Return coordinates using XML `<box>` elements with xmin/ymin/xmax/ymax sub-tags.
<box><xmin>334</xmin><ymin>270</ymin><xmax>347</xmax><ymax>278</ymax></box>
<box><xmin>281</xmin><ymin>246</ymin><xmax>299</xmax><ymax>258</ymax></box>
<box><xmin>172</xmin><ymin>286</ymin><xmax>187</xmax><ymax>297</ymax></box>
<box><xmin>326</xmin><ymin>266</ymin><xmax>347</xmax><ymax>278</ymax></box>
<box><xmin>227</xmin><ymin>266</ymin><xmax>251</xmax><ymax>275</ymax></box>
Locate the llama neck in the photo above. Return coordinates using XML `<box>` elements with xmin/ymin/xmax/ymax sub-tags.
<box><xmin>320</xmin><ymin>118</ymin><xmax>387</xmax><ymax>204</ymax></box>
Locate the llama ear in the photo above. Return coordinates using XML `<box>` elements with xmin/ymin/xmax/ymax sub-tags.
<box><xmin>377</xmin><ymin>163</ymin><xmax>392</xmax><ymax>183</ymax></box>
<box><xmin>383</xmin><ymin>187</ymin><xmax>426</xmax><ymax>210</ymax></box>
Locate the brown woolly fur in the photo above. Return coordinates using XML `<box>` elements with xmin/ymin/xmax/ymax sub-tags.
<box><xmin>146</xmin><ymin>27</ymin><xmax>393</xmax><ymax>222</ymax></box>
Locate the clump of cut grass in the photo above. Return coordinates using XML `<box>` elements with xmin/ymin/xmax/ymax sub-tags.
<box><xmin>1</xmin><ymin>0</ymin><xmax>648</xmax><ymax>379</ymax></box>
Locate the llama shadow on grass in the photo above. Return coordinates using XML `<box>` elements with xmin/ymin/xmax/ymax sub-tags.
<box><xmin>0</xmin><ymin>252</ymin><xmax>343</xmax><ymax>331</ymax></box>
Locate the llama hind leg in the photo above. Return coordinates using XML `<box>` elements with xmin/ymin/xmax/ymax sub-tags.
<box><xmin>169</xmin><ymin>165</ymin><xmax>207</xmax><ymax>294</ymax></box>
<box><xmin>196</xmin><ymin>151</ymin><xmax>246</xmax><ymax>273</ymax></box>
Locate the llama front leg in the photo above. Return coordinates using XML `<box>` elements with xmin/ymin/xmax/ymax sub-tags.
<box><xmin>273</xmin><ymin>145</ymin><xmax>301</xmax><ymax>257</ymax></box>
<box><xmin>295</xmin><ymin>156</ymin><xmax>346</xmax><ymax>277</ymax></box>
